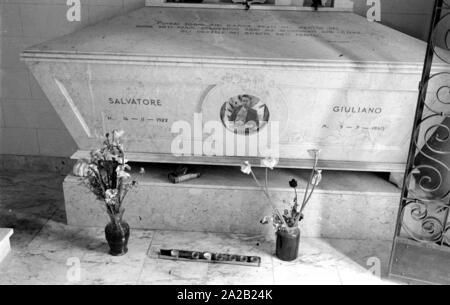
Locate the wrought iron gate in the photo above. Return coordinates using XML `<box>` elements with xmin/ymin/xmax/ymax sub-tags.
<box><xmin>389</xmin><ymin>0</ymin><xmax>450</xmax><ymax>285</ymax></box>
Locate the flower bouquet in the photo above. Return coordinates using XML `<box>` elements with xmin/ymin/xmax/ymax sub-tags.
<box><xmin>84</xmin><ymin>130</ymin><xmax>142</xmax><ymax>256</ymax></box>
<box><xmin>240</xmin><ymin>149</ymin><xmax>322</xmax><ymax>261</ymax></box>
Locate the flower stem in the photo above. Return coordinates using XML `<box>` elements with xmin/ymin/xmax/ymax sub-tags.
<box><xmin>299</xmin><ymin>151</ymin><xmax>320</xmax><ymax>216</ymax></box>
<box><xmin>250</xmin><ymin>170</ymin><xmax>288</xmax><ymax>229</ymax></box>
<box><xmin>300</xmin><ymin>182</ymin><xmax>317</xmax><ymax>214</ymax></box>
<box><xmin>265</xmin><ymin>168</ymin><xmax>268</xmax><ymax>192</ymax></box>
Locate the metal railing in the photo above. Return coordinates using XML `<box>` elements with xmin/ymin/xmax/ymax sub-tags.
<box><xmin>389</xmin><ymin>0</ymin><xmax>450</xmax><ymax>279</ymax></box>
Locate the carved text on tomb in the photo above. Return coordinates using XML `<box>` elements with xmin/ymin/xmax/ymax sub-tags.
<box><xmin>333</xmin><ymin>106</ymin><xmax>382</xmax><ymax>114</ymax></box>
<box><xmin>108</xmin><ymin>97</ymin><xmax>162</xmax><ymax>106</ymax></box>
<box><xmin>137</xmin><ymin>22</ymin><xmax>362</xmax><ymax>40</ymax></box>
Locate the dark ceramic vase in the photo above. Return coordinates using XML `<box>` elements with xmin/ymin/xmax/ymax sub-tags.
<box><xmin>105</xmin><ymin>212</ymin><xmax>130</xmax><ymax>256</ymax></box>
<box><xmin>275</xmin><ymin>227</ymin><xmax>300</xmax><ymax>261</ymax></box>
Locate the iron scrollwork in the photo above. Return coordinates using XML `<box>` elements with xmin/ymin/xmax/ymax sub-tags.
<box><xmin>398</xmin><ymin>0</ymin><xmax>450</xmax><ymax>248</ymax></box>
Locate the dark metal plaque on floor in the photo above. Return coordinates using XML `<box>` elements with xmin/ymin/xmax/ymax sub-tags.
<box><xmin>158</xmin><ymin>249</ymin><xmax>261</xmax><ymax>267</ymax></box>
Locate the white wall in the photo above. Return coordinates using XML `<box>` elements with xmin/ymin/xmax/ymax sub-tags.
<box><xmin>0</xmin><ymin>0</ymin><xmax>433</xmax><ymax>157</ymax></box>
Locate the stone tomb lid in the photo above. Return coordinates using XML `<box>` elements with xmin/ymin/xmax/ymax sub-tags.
<box><xmin>23</xmin><ymin>7</ymin><xmax>430</xmax><ymax>69</ymax></box>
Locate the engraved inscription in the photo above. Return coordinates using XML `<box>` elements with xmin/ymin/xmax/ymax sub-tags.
<box><xmin>108</xmin><ymin>97</ymin><xmax>162</xmax><ymax>106</ymax></box>
<box><xmin>333</xmin><ymin>105</ymin><xmax>383</xmax><ymax>114</ymax></box>
<box><xmin>137</xmin><ymin>22</ymin><xmax>362</xmax><ymax>41</ymax></box>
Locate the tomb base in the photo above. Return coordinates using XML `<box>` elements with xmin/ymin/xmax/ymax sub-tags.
<box><xmin>63</xmin><ymin>164</ymin><xmax>399</xmax><ymax>240</ymax></box>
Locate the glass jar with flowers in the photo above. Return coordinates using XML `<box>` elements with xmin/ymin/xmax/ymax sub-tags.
<box><xmin>240</xmin><ymin>149</ymin><xmax>322</xmax><ymax>261</ymax></box>
<box><xmin>84</xmin><ymin>130</ymin><xmax>143</xmax><ymax>256</ymax></box>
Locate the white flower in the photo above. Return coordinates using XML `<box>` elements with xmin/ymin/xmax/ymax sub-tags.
<box><xmin>312</xmin><ymin>169</ymin><xmax>323</xmax><ymax>186</ymax></box>
<box><xmin>113</xmin><ymin>129</ymin><xmax>125</xmax><ymax>139</ymax></box>
<box><xmin>105</xmin><ymin>189</ymin><xmax>119</xmax><ymax>205</ymax></box>
<box><xmin>117</xmin><ymin>164</ymin><xmax>131</xmax><ymax>172</ymax></box>
<box><xmin>260</xmin><ymin>216</ymin><xmax>270</xmax><ymax>225</ymax></box>
<box><xmin>117</xmin><ymin>170</ymin><xmax>130</xmax><ymax>179</ymax></box>
<box><xmin>261</xmin><ymin>157</ymin><xmax>278</xmax><ymax>169</ymax></box>
<box><xmin>90</xmin><ymin>149</ymin><xmax>103</xmax><ymax>162</ymax></box>
<box><xmin>88</xmin><ymin>164</ymin><xmax>99</xmax><ymax>174</ymax></box>
<box><xmin>308</xmin><ymin>148</ymin><xmax>321</xmax><ymax>158</ymax></box>
<box><xmin>240</xmin><ymin>161</ymin><xmax>252</xmax><ymax>175</ymax></box>
<box><xmin>90</xmin><ymin>149</ymin><xmax>101</xmax><ymax>157</ymax></box>
<box><xmin>116</xmin><ymin>164</ymin><xmax>131</xmax><ymax>179</ymax></box>
<box><xmin>259</xmin><ymin>147</ymin><xmax>279</xmax><ymax>159</ymax></box>
<box><xmin>104</xmin><ymin>151</ymin><xmax>115</xmax><ymax>161</ymax></box>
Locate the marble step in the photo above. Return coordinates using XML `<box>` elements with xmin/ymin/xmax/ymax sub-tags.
<box><xmin>64</xmin><ymin>164</ymin><xmax>401</xmax><ymax>240</ymax></box>
<box><xmin>0</xmin><ymin>229</ymin><xmax>13</xmax><ymax>264</ymax></box>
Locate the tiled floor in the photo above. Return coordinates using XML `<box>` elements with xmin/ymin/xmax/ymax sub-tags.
<box><xmin>0</xmin><ymin>170</ymin><xmax>404</xmax><ymax>285</ymax></box>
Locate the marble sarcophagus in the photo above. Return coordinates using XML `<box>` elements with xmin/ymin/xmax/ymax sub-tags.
<box><xmin>21</xmin><ymin>4</ymin><xmax>446</xmax><ymax>172</ymax></box>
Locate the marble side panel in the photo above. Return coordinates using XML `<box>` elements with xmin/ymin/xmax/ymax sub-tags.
<box><xmin>26</xmin><ymin>59</ymin><xmax>421</xmax><ymax>171</ymax></box>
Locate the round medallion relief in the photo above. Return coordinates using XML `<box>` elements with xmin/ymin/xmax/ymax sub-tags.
<box><xmin>220</xmin><ymin>94</ymin><xmax>270</xmax><ymax>135</ymax></box>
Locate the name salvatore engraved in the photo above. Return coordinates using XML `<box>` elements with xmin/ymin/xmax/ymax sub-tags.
<box><xmin>333</xmin><ymin>106</ymin><xmax>382</xmax><ymax>114</ymax></box>
<box><xmin>108</xmin><ymin>97</ymin><xmax>162</xmax><ymax>106</ymax></box>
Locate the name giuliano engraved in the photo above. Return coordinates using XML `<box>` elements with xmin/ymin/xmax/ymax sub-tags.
<box><xmin>333</xmin><ymin>106</ymin><xmax>382</xmax><ymax>114</ymax></box>
<box><xmin>108</xmin><ymin>97</ymin><xmax>162</xmax><ymax>106</ymax></box>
